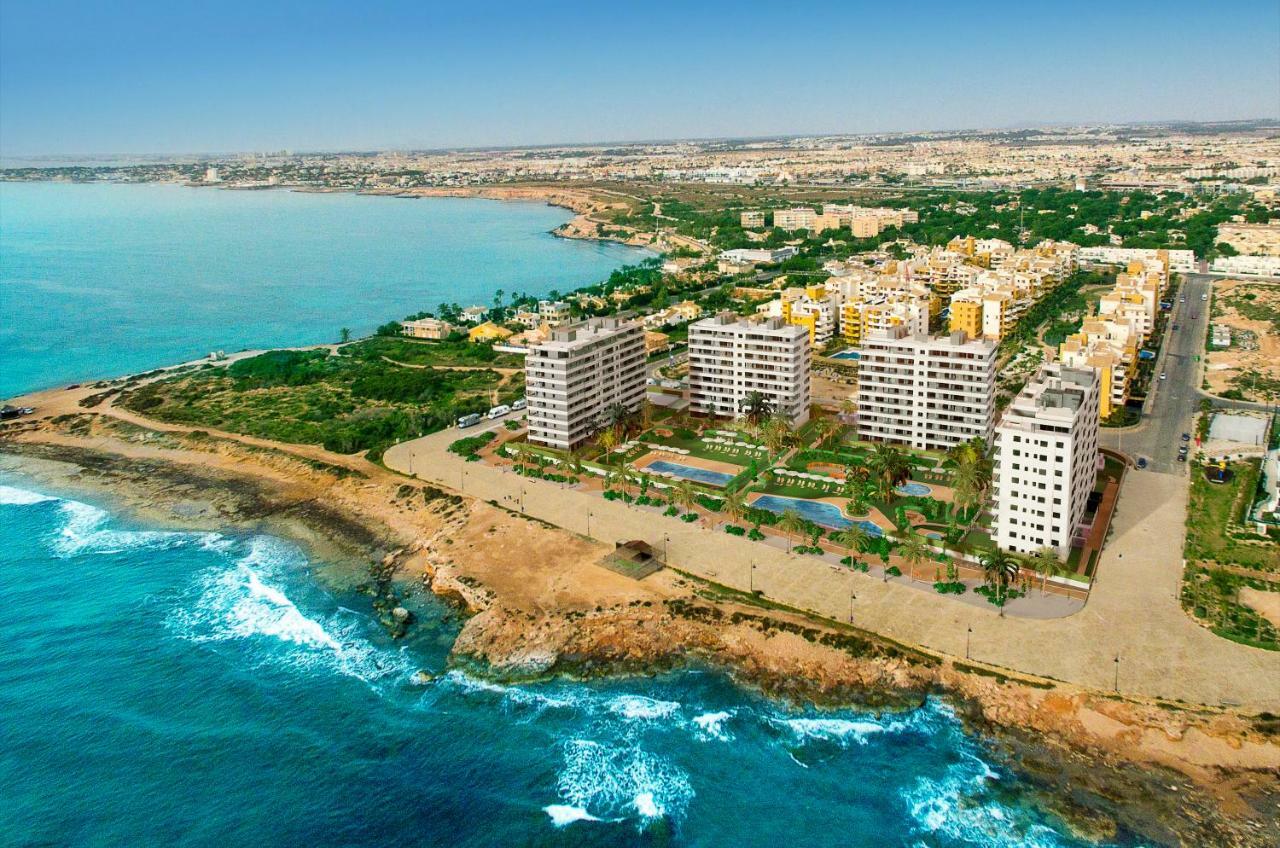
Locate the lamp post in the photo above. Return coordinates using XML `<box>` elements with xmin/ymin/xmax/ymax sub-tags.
<box><xmin>663</xmin><ymin>533</ymin><xmax>670</xmax><ymax>563</ymax></box>
<box><xmin>1113</xmin><ymin>655</ymin><xmax>1121</xmax><ymax>692</ymax></box>
<box><xmin>966</xmin><ymin>626</ymin><xmax>972</xmax><ymax>660</ymax></box>
<box><xmin>587</xmin><ymin>510</ymin><xmax>593</xmax><ymax>537</ymax></box>
<box><xmin>749</xmin><ymin>560</ymin><xmax>756</xmax><ymax>593</ymax></box>
<box><xmin>460</xmin><ymin>466</ymin><xmax>465</xmax><ymax>493</ymax></box>
<box><xmin>848</xmin><ymin>589</ymin><xmax>856</xmax><ymax>623</ymax></box>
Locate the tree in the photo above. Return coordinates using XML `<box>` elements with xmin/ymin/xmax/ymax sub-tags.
<box><xmin>811</xmin><ymin>417</ymin><xmax>840</xmax><ymax>450</ymax></box>
<box><xmin>340</xmin><ymin>327</ymin><xmax>352</xmax><ymax>343</ymax></box>
<box><xmin>1027</xmin><ymin>546</ymin><xmax>1067</xmax><ymax>596</ymax></box>
<box><xmin>721</xmin><ymin>489</ymin><xmax>747</xmax><ymax>525</ymax></box>
<box><xmin>839</xmin><ymin>397</ymin><xmax>857</xmax><ymax>422</ymax></box>
<box><xmin>739</xmin><ymin>391</ymin><xmax>774</xmax><ymax>431</ymax></box>
<box><xmin>898</xmin><ymin>535</ymin><xmax>931</xmax><ymax>583</ymax></box>
<box><xmin>763</xmin><ymin>415</ymin><xmax>795</xmax><ymax>454</ymax></box>
<box><xmin>778</xmin><ymin>509</ymin><xmax>807</xmax><ymax>552</ymax></box>
<box><xmin>599</xmin><ymin>402</ymin><xmax>634</xmax><ymax>440</ymax></box>
<box><xmin>598</xmin><ymin>427</ymin><xmax>619</xmax><ymax>456</ymax></box>
<box><xmin>979</xmin><ymin>547</ymin><xmax>1021</xmax><ymax>611</ymax></box>
<box><xmin>673</xmin><ymin>480</ymin><xmax>699</xmax><ymax>515</ymax></box>
<box><xmin>867</xmin><ymin>443</ymin><xmax>912</xmax><ymax>501</ymax></box>
<box><xmin>832</xmin><ymin>525</ymin><xmax>871</xmax><ymax>564</ymax></box>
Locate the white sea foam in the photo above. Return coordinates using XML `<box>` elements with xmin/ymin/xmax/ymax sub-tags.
<box><xmin>49</xmin><ymin>497</ymin><xmax>224</xmax><ymax>557</ymax></box>
<box><xmin>691</xmin><ymin>710</ymin><xmax>734</xmax><ymax>742</ymax></box>
<box><xmin>606</xmin><ymin>694</ymin><xmax>681</xmax><ymax>721</ymax></box>
<box><xmin>555</xmin><ymin>738</ymin><xmax>693</xmax><ymax>828</ymax></box>
<box><xmin>543</xmin><ymin>805</ymin><xmax>600</xmax><ymax>827</ymax></box>
<box><xmin>903</xmin><ymin>753</ymin><xmax>1068</xmax><ymax>848</ymax></box>
<box><xmin>168</xmin><ymin>536</ymin><xmax>410</xmax><ymax>685</ymax></box>
<box><xmin>0</xmin><ymin>484</ymin><xmax>56</xmax><ymax>505</ymax></box>
<box><xmin>775</xmin><ymin>716</ymin><xmax>899</xmax><ymax>745</ymax></box>
<box><xmin>439</xmin><ymin>670</ymin><xmax>584</xmax><ymax>713</ymax></box>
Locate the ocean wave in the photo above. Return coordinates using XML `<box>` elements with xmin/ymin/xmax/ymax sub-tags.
<box><xmin>48</xmin><ymin>497</ymin><xmax>225</xmax><ymax>557</ymax></box>
<box><xmin>606</xmin><ymin>694</ymin><xmax>681</xmax><ymax>721</ymax></box>
<box><xmin>437</xmin><ymin>670</ymin><xmax>585</xmax><ymax>714</ymax></box>
<box><xmin>902</xmin><ymin>750</ymin><xmax>1069</xmax><ymax>848</ymax></box>
<box><xmin>0</xmin><ymin>484</ymin><xmax>58</xmax><ymax>505</ymax></box>
<box><xmin>555</xmin><ymin>738</ymin><xmax>693</xmax><ymax>828</ymax></box>
<box><xmin>542</xmin><ymin>804</ymin><xmax>602</xmax><ymax>827</ymax></box>
<box><xmin>691</xmin><ymin>710</ymin><xmax>734</xmax><ymax>742</ymax></box>
<box><xmin>167</xmin><ymin>536</ymin><xmax>411</xmax><ymax>686</ymax></box>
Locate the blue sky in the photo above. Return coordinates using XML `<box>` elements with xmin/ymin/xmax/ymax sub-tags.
<box><xmin>2</xmin><ymin>0</ymin><xmax>1277</xmax><ymax>156</ymax></box>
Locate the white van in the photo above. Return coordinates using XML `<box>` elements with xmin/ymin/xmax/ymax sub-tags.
<box><xmin>487</xmin><ymin>404</ymin><xmax>511</xmax><ymax>420</ymax></box>
<box><xmin>511</xmin><ymin>398</ymin><xmax>527</xmax><ymax>411</ymax></box>
<box><xmin>456</xmin><ymin>413</ymin><xmax>482</xmax><ymax>428</ymax></box>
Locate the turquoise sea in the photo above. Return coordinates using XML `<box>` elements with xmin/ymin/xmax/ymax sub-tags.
<box><xmin>0</xmin><ymin>185</ymin><xmax>1131</xmax><ymax>846</ymax></box>
<box><xmin>0</xmin><ymin>182</ymin><xmax>643</xmax><ymax>397</ymax></box>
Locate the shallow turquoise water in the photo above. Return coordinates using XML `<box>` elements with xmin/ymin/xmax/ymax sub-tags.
<box><xmin>0</xmin><ymin>182</ymin><xmax>644</xmax><ymax>396</ymax></box>
<box><xmin>0</xmin><ymin>482</ymin><xmax>1124</xmax><ymax>847</ymax></box>
<box><xmin>646</xmin><ymin>459</ymin><xmax>735</xmax><ymax>487</ymax></box>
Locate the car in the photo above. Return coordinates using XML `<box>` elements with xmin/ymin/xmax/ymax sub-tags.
<box><xmin>487</xmin><ymin>404</ymin><xmax>511</xmax><ymax>420</ymax></box>
<box><xmin>1172</xmin><ymin>323</ymin><xmax>1180</xmax><ymax>330</ymax></box>
<box><xmin>1201</xmin><ymin>293</ymin><xmax>1208</xmax><ymax>301</ymax></box>
<box><xmin>1181</xmin><ymin>432</ymin><xmax>1191</xmax><ymax>441</ymax></box>
<box><xmin>1190</xmin><ymin>312</ymin><xmax>1199</xmax><ymax>320</ymax></box>
<box><xmin>511</xmin><ymin>398</ymin><xmax>527</xmax><ymax>411</ymax></box>
<box><xmin>1136</xmin><ymin>457</ymin><xmax>1149</xmax><ymax>469</ymax></box>
<box><xmin>1178</xmin><ymin>444</ymin><xmax>1189</xmax><ymax>455</ymax></box>
<box><xmin>1159</xmin><ymin>372</ymin><xmax>1167</xmax><ymax>380</ymax></box>
<box><xmin>1177</xmin><ymin>453</ymin><xmax>1187</xmax><ymax>463</ymax></box>
<box><xmin>456</xmin><ymin>413</ymin><xmax>482</xmax><ymax>428</ymax></box>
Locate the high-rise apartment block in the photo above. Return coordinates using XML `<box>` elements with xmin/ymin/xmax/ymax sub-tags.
<box><xmin>856</xmin><ymin>327</ymin><xmax>997</xmax><ymax>450</ymax></box>
<box><xmin>992</xmin><ymin>364</ymin><xmax>1101</xmax><ymax>559</ymax></box>
<box><xmin>688</xmin><ymin>313</ymin><xmax>811</xmax><ymax>426</ymax></box>
<box><xmin>525</xmin><ymin>317</ymin><xmax>646</xmax><ymax>451</ymax></box>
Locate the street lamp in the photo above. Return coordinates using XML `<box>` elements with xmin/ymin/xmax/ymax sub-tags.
<box><xmin>749</xmin><ymin>560</ymin><xmax>756</xmax><ymax>593</ymax></box>
<box><xmin>966</xmin><ymin>626</ymin><xmax>972</xmax><ymax>660</ymax></box>
<box><xmin>663</xmin><ymin>533</ymin><xmax>670</xmax><ymax>563</ymax></box>
<box><xmin>848</xmin><ymin>589</ymin><xmax>856</xmax><ymax>623</ymax></box>
<box><xmin>1113</xmin><ymin>655</ymin><xmax>1121</xmax><ymax>692</ymax></box>
<box><xmin>587</xmin><ymin>510</ymin><xmax>593</xmax><ymax>537</ymax></box>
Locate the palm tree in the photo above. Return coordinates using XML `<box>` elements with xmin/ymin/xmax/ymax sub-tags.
<box><xmin>567</xmin><ymin>449</ymin><xmax>585</xmax><ymax>478</ymax></box>
<box><xmin>811</xmin><ymin>417</ymin><xmax>840</xmax><ymax>450</ymax></box>
<box><xmin>831</xmin><ymin>524</ymin><xmax>871</xmax><ymax>564</ymax></box>
<box><xmin>763</xmin><ymin>414</ymin><xmax>795</xmax><ymax>455</ymax></box>
<box><xmin>978</xmin><ymin>547</ymin><xmax>1021</xmax><ymax>612</ymax></box>
<box><xmin>777</xmin><ymin>508</ymin><xmax>807</xmax><ymax>552</ymax></box>
<box><xmin>1027</xmin><ymin>546</ymin><xmax>1067</xmax><ymax>596</ymax></box>
<box><xmin>599</xmin><ymin>402</ymin><xmax>633</xmax><ymax>440</ymax></box>
<box><xmin>838</xmin><ymin>397</ymin><xmax>857</xmax><ymax>423</ymax></box>
<box><xmin>868</xmin><ymin>443</ymin><xmax>911</xmax><ymax>501</ymax></box>
<box><xmin>898</xmin><ymin>535</ymin><xmax>931</xmax><ymax>583</ymax></box>
<box><xmin>720</xmin><ymin>489</ymin><xmax>747</xmax><ymax>525</ymax></box>
<box><xmin>672</xmin><ymin>480</ymin><xmax>699</xmax><ymax>515</ymax></box>
<box><xmin>739</xmin><ymin>391</ymin><xmax>774</xmax><ymax>432</ymax></box>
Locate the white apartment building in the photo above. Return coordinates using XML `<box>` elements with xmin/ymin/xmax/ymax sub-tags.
<box><xmin>856</xmin><ymin>327</ymin><xmax>997</xmax><ymax>450</ymax></box>
<box><xmin>992</xmin><ymin>364</ymin><xmax>1101</xmax><ymax>560</ymax></box>
<box><xmin>1210</xmin><ymin>255</ymin><xmax>1280</xmax><ymax>278</ymax></box>
<box><xmin>537</xmin><ymin>300</ymin><xmax>572</xmax><ymax>325</ymax></box>
<box><xmin>688</xmin><ymin>314</ymin><xmax>811</xmax><ymax>426</ymax></box>
<box><xmin>525</xmin><ymin>317</ymin><xmax>647</xmax><ymax>451</ymax></box>
<box><xmin>1077</xmin><ymin>246</ymin><xmax>1196</xmax><ymax>274</ymax></box>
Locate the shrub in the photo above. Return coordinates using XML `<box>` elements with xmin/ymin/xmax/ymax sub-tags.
<box><xmin>725</xmin><ymin>525</ymin><xmax>746</xmax><ymax>536</ymax></box>
<box><xmin>448</xmin><ymin>431</ymin><xmax>496</xmax><ymax>458</ymax></box>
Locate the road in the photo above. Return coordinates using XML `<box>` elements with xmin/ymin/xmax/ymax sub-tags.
<box><xmin>1099</xmin><ymin>274</ymin><xmax>1212</xmax><ymax>473</ymax></box>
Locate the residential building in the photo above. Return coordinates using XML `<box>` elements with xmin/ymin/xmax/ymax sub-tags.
<box><xmin>525</xmin><ymin>317</ymin><xmax>647</xmax><ymax>451</ymax></box>
<box><xmin>856</xmin><ymin>327</ymin><xmax>997</xmax><ymax>450</ymax></box>
<box><xmin>1058</xmin><ymin>318</ymin><xmax>1139</xmax><ymax>420</ymax></box>
<box><xmin>740</xmin><ymin>210</ymin><xmax>765</xmax><ymax>228</ymax></box>
<box><xmin>467</xmin><ymin>321</ymin><xmax>513</xmax><ymax>343</ymax></box>
<box><xmin>992</xmin><ymin>364</ymin><xmax>1101</xmax><ymax>560</ymax></box>
<box><xmin>688</xmin><ymin>313</ymin><xmax>811</xmax><ymax>426</ymax></box>
<box><xmin>1077</xmin><ymin>246</ymin><xmax>1196</xmax><ymax>274</ymax></box>
<box><xmin>840</xmin><ymin>294</ymin><xmax>929</xmax><ymax>346</ymax></box>
<box><xmin>644</xmin><ymin>330</ymin><xmax>671</xmax><ymax>356</ymax></box>
<box><xmin>719</xmin><ymin>247</ymin><xmax>798</xmax><ymax>265</ymax></box>
<box><xmin>1211</xmin><ymin>324</ymin><xmax>1233</xmax><ymax>348</ymax></box>
<box><xmin>1210</xmin><ymin>255</ymin><xmax>1280</xmax><ymax>277</ymax></box>
<box><xmin>538</xmin><ymin>300</ymin><xmax>572</xmax><ymax>326</ymax></box>
<box><xmin>460</xmin><ymin>305</ymin><xmax>490</xmax><ymax>324</ymax></box>
<box><xmin>769</xmin><ymin>284</ymin><xmax>840</xmax><ymax>345</ymax></box>
<box><xmin>400</xmin><ymin>317</ymin><xmax>455</xmax><ymax>340</ymax></box>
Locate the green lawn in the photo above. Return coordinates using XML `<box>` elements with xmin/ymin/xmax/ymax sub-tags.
<box><xmin>1185</xmin><ymin>459</ymin><xmax>1274</xmax><ymax>570</ymax></box>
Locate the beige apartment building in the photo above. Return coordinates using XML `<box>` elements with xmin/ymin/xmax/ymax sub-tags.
<box><xmin>856</xmin><ymin>326</ymin><xmax>997</xmax><ymax>450</ymax></box>
<box><xmin>688</xmin><ymin>313</ymin><xmax>811</xmax><ymax>426</ymax></box>
<box><xmin>740</xmin><ymin>210</ymin><xmax>765</xmax><ymax>229</ymax></box>
<box><xmin>992</xmin><ymin>364</ymin><xmax>1101</xmax><ymax>560</ymax></box>
<box><xmin>525</xmin><ymin>317</ymin><xmax>647</xmax><ymax>451</ymax></box>
<box><xmin>401</xmin><ymin>317</ymin><xmax>456</xmax><ymax>339</ymax></box>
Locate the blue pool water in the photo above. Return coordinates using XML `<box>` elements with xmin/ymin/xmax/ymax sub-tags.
<box><xmin>0</xmin><ymin>481</ymin><xmax>1111</xmax><ymax>847</ymax></box>
<box><xmin>646</xmin><ymin>459</ymin><xmax>735</xmax><ymax>487</ymax></box>
<box><xmin>750</xmin><ymin>494</ymin><xmax>884</xmax><ymax>535</ymax></box>
<box><xmin>897</xmin><ymin>482</ymin><xmax>932</xmax><ymax>497</ymax></box>
<box><xmin>829</xmin><ymin>350</ymin><xmax>861</xmax><ymax>360</ymax></box>
<box><xmin>0</xmin><ymin>182</ymin><xmax>646</xmax><ymax>396</ymax></box>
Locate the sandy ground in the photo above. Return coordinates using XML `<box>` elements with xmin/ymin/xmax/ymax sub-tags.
<box><xmin>1205</xmin><ymin>279</ymin><xmax>1280</xmax><ymax>400</ymax></box>
<box><xmin>1241</xmin><ymin>587</ymin><xmax>1280</xmax><ymax>631</ymax></box>
<box><xmin>3</xmin><ymin>385</ymin><xmax>1280</xmax><ymax>844</ymax></box>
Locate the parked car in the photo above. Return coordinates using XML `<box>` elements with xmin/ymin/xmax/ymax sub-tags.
<box><xmin>511</xmin><ymin>398</ymin><xmax>527</xmax><ymax>411</ymax></box>
<box><xmin>1136</xmin><ymin>457</ymin><xmax>1149</xmax><ymax>469</ymax></box>
<box><xmin>1181</xmin><ymin>432</ymin><xmax>1191</xmax><ymax>441</ymax></box>
<box><xmin>1159</xmin><ymin>372</ymin><xmax>1167</xmax><ymax>380</ymax></box>
<box><xmin>487</xmin><ymin>404</ymin><xmax>511</xmax><ymax>420</ymax></box>
<box><xmin>456</xmin><ymin>413</ymin><xmax>482</xmax><ymax>428</ymax></box>
<box><xmin>1177</xmin><ymin>453</ymin><xmax>1188</xmax><ymax>463</ymax></box>
<box><xmin>1172</xmin><ymin>323</ymin><xmax>1180</xmax><ymax>330</ymax></box>
<box><xmin>1201</xmin><ymin>293</ymin><xmax>1208</xmax><ymax>301</ymax></box>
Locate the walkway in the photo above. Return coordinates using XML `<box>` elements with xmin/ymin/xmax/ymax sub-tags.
<box><xmin>385</xmin><ymin>425</ymin><xmax>1280</xmax><ymax>710</ymax></box>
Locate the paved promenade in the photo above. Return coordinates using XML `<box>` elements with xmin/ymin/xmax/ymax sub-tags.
<box><xmin>385</xmin><ymin>425</ymin><xmax>1280</xmax><ymax>710</ymax></box>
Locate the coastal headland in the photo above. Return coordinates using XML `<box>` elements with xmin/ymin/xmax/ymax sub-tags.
<box><xmin>3</xmin><ymin>375</ymin><xmax>1279</xmax><ymax>846</ymax></box>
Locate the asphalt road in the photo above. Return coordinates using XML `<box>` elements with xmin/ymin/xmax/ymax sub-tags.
<box><xmin>1098</xmin><ymin>273</ymin><xmax>1213</xmax><ymax>474</ymax></box>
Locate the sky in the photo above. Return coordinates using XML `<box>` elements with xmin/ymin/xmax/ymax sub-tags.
<box><xmin>2</xmin><ymin>0</ymin><xmax>1278</xmax><ymax>157</ymax></box>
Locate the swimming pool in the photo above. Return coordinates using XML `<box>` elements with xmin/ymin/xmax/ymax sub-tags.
<box><xmin>896</xmin><ymin>482</ymin><xmax>931</xmax><ymax>497</ymax></box>
<box><xmin>645</xmin><ymin>459</ymin><xmax>735</xmax><ymax>487</ymax></box>
<box><xmin>750</xmin><ymin>495</ymin><xmax>884</xmax><ymax>535</ymax></box>
<box><xmin>829</xmin><ymin>350</ymin><xmax>861</xmax><ymax>361</ymax></box>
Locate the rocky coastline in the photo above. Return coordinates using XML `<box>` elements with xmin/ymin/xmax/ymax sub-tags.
<box><xmin>2</xmin><ymin>407</ymin><xmax>1279</xmax><ymax>846</ymax></box>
